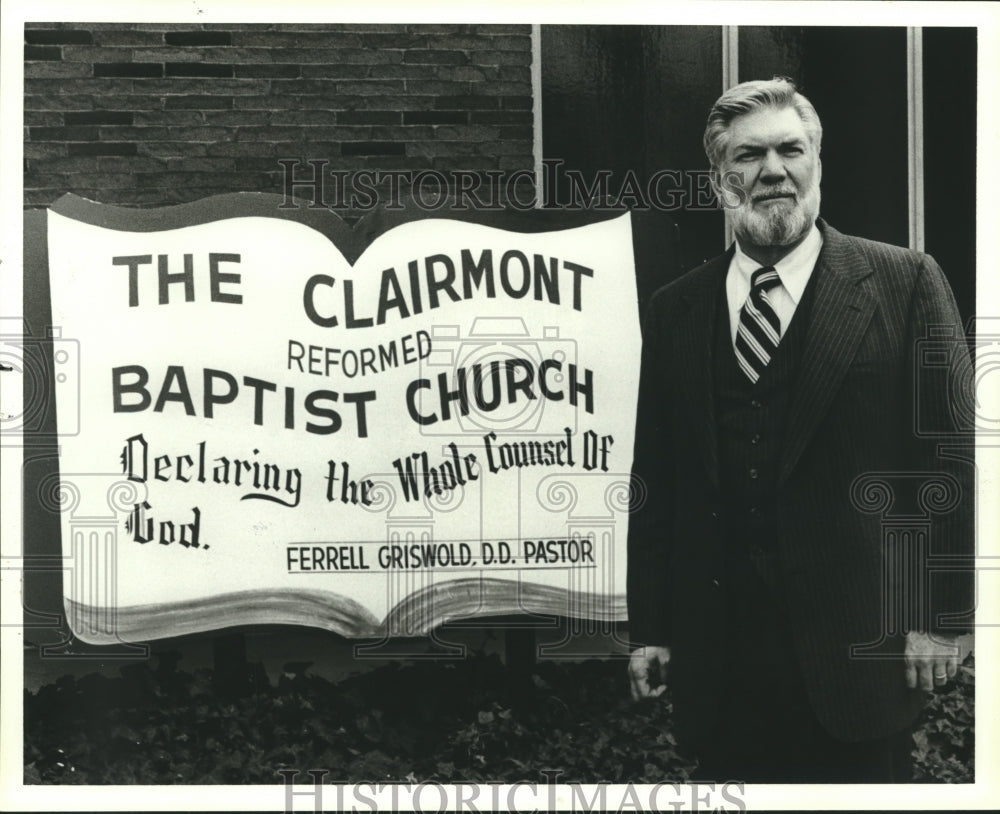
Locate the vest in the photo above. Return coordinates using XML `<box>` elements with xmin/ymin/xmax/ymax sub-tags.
<box><xmin>714</xmin><ymin>265</ymin><xmax>820</xmax><ymax>598</ymax></box>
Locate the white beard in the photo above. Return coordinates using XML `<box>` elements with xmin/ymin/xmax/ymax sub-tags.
<box><xmin>730</xmin><ymin>182</ymin><xmax>821</xmax><ymax>248</ymax></box>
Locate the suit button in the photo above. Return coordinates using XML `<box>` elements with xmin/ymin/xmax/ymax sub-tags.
<box><xmin>712</xmin><ymin>578</ymin><xmax>721</xmax><ymax>589</ymax></box>
<box><xmin>751</xmin><ymin>433</ymin><xmax>761</xmax><ymax>445</ymax></box>
<box><xmin>749</xmin><ymin>468</ymin><xmax>759</xmax><ymax>479</ymax></box>
<box><xmin>749</xmin><ymin>506</ymin><xmax>760</xmax><ymax>517</ymax></box>
<box><xmin>751</xmin><ymin>399</ymin><xmax>763</xmax><ymax>409</ymax></box>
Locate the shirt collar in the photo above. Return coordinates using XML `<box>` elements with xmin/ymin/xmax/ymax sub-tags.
<box><xmin>732</xmin><ymin>223</ymin><xmax>823</xmax><ymax>305</ymax></box>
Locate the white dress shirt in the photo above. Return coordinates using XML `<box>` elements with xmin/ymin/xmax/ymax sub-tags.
<box><xmin>726</xmin><ymin>224</ymin><xmax>824</xmax><ymax>346</ymax></box>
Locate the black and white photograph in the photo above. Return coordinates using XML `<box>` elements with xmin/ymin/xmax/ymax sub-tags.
<box><xmin>1</xmin><ymin>1</ymin><xmax>997</xmax><ymax>811</ymax></box>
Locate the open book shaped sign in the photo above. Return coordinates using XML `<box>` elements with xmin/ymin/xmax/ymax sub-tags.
<box><xmin>23</xmin><ymin>193</ymin><xmax>641</xmax><ymax>644</ymax></box>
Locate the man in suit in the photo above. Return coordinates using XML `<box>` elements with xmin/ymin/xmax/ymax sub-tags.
<box><xmin>626</xmin><ymin>78</ymin><xmax>975</xmax><ymax>782</ymax></box>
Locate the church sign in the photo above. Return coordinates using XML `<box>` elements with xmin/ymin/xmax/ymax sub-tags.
<box><xmin>31</xmin><ymin>194</ymin><xmax>641</xmax><ymax>642</ymax></box>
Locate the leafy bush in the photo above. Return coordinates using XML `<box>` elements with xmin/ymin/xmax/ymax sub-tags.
<box><xmin>911</xmin><ymin>654</ymin><xmax>975</xmax><ymax>782</ymax></box>
<box><xmin>23</xmin><ymin>651</ymin><xmax>972</xmax><ymax>784</ymax></box>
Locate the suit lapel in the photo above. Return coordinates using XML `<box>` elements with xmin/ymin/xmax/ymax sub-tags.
<box><xmin>675</xmin><ymin>253</ymin><xmax>730</xmax><ymax>489</ymax></box>
<box><xmin>777</xmin><ymin>222</ymin><xmax>876</xmax><ymax>485</ymax></box>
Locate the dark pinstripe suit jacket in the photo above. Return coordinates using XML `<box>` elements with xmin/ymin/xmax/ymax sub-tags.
<box><xmin>627</xmin><ymin>219</ymin><xmax>975</xmax><ymax>744</ymax></box>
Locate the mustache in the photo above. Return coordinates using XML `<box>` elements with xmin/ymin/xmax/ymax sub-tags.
<box><xmin>751</xmin><ymin>188</ymin><xmax>797</xmax><ymax>203</ymax></box>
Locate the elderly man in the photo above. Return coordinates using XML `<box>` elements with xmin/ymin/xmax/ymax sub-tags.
<box><xmin>626</xmin><ymin>78</ymin><xmax>974</xmax><ymax>782</ymax></box>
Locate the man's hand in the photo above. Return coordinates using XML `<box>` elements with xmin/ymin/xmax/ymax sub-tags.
<box><xmin>904</xmin><ymin>631</ymin><xmax>961</xmax><ymax>690</ymax></box>
<box><xmin>629</xmin><ymin>645</ymin><xmax>671</xmax><ymax>700</ymax></box>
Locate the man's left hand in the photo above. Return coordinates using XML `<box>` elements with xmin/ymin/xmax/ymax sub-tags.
<box><xmin>904</xmin><ymin>631</ymin><xmax>961</xmax><ymax>690</ymax></box>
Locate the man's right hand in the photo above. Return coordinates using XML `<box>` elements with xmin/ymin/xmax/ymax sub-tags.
<box><xmin>628</xmin><ymin>645</ymin><xmax>671</xmax><ymax>700</ymax></box>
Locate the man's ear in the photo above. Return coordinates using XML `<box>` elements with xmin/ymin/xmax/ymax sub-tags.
<box><xmin>709</xmin><ymin>167</ymin><xmax>723</xmax><ymax>200</ymax></box>
<box><xmin>711</xmin><ymin>166</ymin><xmax>743</xmax><ymax>210</ymax></box>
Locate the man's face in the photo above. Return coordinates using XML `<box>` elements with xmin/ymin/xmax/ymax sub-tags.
<box><xmin>716</xmin><ymin>105</ymin><xmax>822</xmax><ymax>249</ymax></box>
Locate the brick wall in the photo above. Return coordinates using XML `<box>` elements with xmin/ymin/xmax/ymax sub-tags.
<box><xmin>23</xmin><ymin>23</ymin><xmax>534</xmax><ymax>211</ymax></box>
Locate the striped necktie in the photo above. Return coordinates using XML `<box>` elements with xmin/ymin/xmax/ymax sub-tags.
<box><xmin>734</xmin><ymin>265</ymin><xmax>782</xmax><ymax>383</ymax></box>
